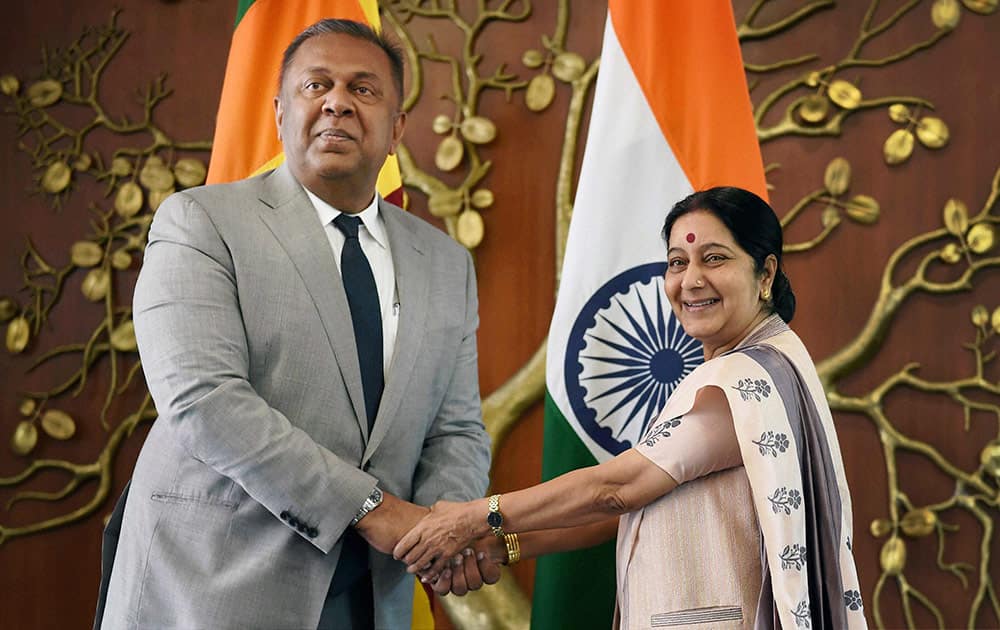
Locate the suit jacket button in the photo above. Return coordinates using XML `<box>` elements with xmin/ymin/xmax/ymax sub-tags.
<box><xmin>288</xmin><ymin>516</ymin><xmax>300</xmax><ymax>527</ymax></box>
<box><xmin>280</xmin><ymin>511</ymin><xmax>290</xmax><ymax>521</ymax></box>
<box><xmin>308</xmin><ymin>528</ymin><xmax>318</xmax><ymax>538</ymax></box>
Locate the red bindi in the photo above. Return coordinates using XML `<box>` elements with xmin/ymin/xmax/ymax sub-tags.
<box><xmin>685</xmin><ymin>232</ymin><xmax>696</xmax><ymax>243</ymax></box>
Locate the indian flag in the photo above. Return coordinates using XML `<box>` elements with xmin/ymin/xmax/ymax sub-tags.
<box><xmin>206</xmin><ymin>1</ymin><xmax>426</xmax><ymax>627</ymax></box>
<box><xmin>533</xmin><ymin>1</ymin><xmax>767</xmax><ymax>627</ymax></box>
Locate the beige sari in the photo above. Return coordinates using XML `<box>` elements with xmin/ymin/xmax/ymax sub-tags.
<box><xmin>615</xmin><ymin>315</ymin><xmax>866</xmax><ymax>629</ymax></box>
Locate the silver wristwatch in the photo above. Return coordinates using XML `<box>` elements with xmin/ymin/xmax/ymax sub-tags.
<box><xmin>350</xmin><ymin>485</ymin><xmax>383</xmax><ymax>526</ymax></box>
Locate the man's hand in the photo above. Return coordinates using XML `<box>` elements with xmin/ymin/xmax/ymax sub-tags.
<box><xmin>423</xmin><ymin>539</ymin><xmax>503</xmax><ymax>596</ymax></box>
<box><xmin>354</xmin><ymin>492</ymin><xmax>500</xmax><ymax>596</ymax></box>
<box><xmin>353</xmin><ymin>491</ymin><xmax>428</xmax><ymax>555</ymax></box>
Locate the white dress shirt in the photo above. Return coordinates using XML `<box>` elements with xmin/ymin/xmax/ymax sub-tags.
<box><xmin>304</xmin><ymin>189</ymin><xmax>398</xmax><ymax>377</ymax></box>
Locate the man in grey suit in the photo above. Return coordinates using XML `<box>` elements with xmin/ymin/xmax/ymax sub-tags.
<box><xmin>97</xmin><ymin>19</ymin><xmax>493</xmax><ymax>629</ymax></box>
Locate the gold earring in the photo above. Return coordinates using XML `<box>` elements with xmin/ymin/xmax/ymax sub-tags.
<box><xmin>761</xmin><ymin>288</ymin><xmax>771</xmax><ymax>301</ymax></box>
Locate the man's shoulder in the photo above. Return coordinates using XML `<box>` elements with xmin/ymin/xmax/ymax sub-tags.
<box><xmin>173</xmin><ymin>171</ymin><xmax>270</xmax><ymax>207</ymax></box>
<box><xmin>380</xmin><ymin>200</ymin><xmax>469</xmax><ymax>260</ymax></box>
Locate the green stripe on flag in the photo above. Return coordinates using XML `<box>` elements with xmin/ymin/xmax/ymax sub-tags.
<box><xmin>235</xmin><ymin>0</ymin><xmax>255</xmax><ymax>27</ymax></box>
<box><xmin>531</xmin><ymin>392</ymin><xmax>616</xmax><ymax>629</ymax></box>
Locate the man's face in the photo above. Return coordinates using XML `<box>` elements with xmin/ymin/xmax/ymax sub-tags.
<box><xmin>274</xmin><ymin>32</ymin><xmax>405</xmax><ymax>200</ymax></box>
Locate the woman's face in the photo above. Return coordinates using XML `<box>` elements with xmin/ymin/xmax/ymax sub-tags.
<box><xmin>663</xmin><ymin>210</ymin><xmax>775</xmax><ymax>359</ymax></box>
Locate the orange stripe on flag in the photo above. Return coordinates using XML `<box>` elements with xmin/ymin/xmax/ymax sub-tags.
<box><xmin>207</xmin><ymin>0</ymin><xmax>371</xmax><ymax>184</ymax></box>
<box><xmin>608</xmin><ymin>0</ymin><xmax>767</xmax><ymax>201</ymax></box>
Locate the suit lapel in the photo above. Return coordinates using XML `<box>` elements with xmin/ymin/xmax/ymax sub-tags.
<box><xmin>364</xmin><ymin>200</ymin><xmax>429</xmax><ymax>461</ymax></box>
<box><xmin>255</xmin><ymin>165</ymin><xmax>369</xmax><ymax>439</ymax></box>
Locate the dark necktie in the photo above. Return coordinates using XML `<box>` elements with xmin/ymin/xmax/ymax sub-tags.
<box><xmin>332</xmin><ymin>214</ymin><xmax>383</xmax><ymax>431</ymax></box>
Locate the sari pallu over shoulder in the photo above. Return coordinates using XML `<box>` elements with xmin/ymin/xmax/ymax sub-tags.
<box><xmin>721</xmin><ymin>316</ymin><xmax>866</xmax><ymax>629</ymax></box>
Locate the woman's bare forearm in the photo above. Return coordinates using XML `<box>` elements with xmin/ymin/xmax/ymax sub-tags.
<box><xmin>482</xmin><ymin>518</ymin><xmax>620</xmax><ymax>565</ymax></box>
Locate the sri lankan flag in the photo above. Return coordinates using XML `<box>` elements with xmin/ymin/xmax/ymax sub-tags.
<box><xmin>533</xmin><ymin>1</ymin><xmax>767</xmax><ymax>628</ymax></box>
<box><xmin>207</xmin><ymin>1</ymin><xmax>425</xmax><ymax>627</ymax></box>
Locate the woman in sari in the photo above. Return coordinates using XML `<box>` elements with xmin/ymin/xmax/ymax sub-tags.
<box><xmin>394</xmin><ymin>186</ymin><xmax>866</xmax><ymax>629</ymax></box>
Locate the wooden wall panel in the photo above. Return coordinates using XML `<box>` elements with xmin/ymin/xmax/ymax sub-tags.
<box><xmin>1</xmin><ymin>2</ymin><xmax>997</xmax><ymax>629</ymax></box>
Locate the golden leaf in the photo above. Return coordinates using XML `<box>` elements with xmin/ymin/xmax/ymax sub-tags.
<box><xmin>962</xmin><ymin>0</ymin><xmax>997</xmax><ymax>14</ymax></box>
<box><xmin>888</xmin><ymin>103</ymin><xmax>911</xmax><ymax>123</ymax></box>
<box><xmin>432</xmin><ymin>115</ymin><xmax>452</xmax><ymax>135</ymax></box>
<box><xmin>110</xmin><ymin>320</ymin><xmax>137</xmax><ymax>352</ymax></box>
<box><xmin>552</xmin><ymin>52</ymin><xmax>585</xmax><ymax>82</ymax></box>
<box><xmin>828</xmin><ymin>80</ymin><xmax>861</xmax><ymax>109</ymax></box>
<box><xmin>6</xmin><ymin>316</ymin><xmax>30</xmax><ymax>353</ymax></box>
<box><xmin>804</xmin><ymin>72</ymin><xmax>821</xmax><ymax>88</ymax></box>
<box><xmin>81</xmin><ymin>268</ymin><xmax>110</xmax><ymax>302</ymax></box>
<box><xmin>434</xmin><ymin>136</ymin><xmax>464</xmax><ymax>172</ymax></box>
<box><xmin>932</xmin><ymin>0</ymin><xmax>962</xmax><ymax>27</ymax></box>
<box><xmin>456</xmin><ymin>210</ymin><xmax>485</xmax><ymax>248</ymax></box>
<box><xmin>149</xmin><ymin>188</ymin><xmax>174</xmax><ymax>212</ymax></box>
<box><xmin>115</xmin><ymin>182</ymin><xmax>144</xmax><ymax>218</ymax></box>
<box><xmin>992</xmin><ymin>306</ymin><xmax>1000</xmax><ymax>334</ymax></box>
<box><xmin>0</xmin><ymin>297</ymin><xmax>16</xmax><ymax>322</ymax></box>
<box><xmin>41</xmin><ymin>410</ymin><xmax>76</xmax><ymax>440</ymax></box>
<box><xmin>967</xmin><ymin>223</ymin><xmax>995</xmax><ymax>254</ymax></box>
<box><xmin>883</xmin><ymin>129</ymin><xmax>914</xmax><ymax>165</ymax></box>
<box><xmin>845</xmin><ymin>195</ymin><xmax>880</xmax><ymax>224</ymax></box>
<box><xmin>521</xmin><ymin>49</ymin><xmax>544</xmax><ymax>69</ymax></box>
<box><xmin>0</xmin><ymin>74</ymin><xmax>19</xmax><ymax>96</ymax></box>
<box><xmin>880</xmin><ymin>536</ymin><xmax>906</xmax><ymax>575</ymax></box>
<box><xmin>41</xmin><ymin>161</ymin><xmax>72</xmax><ymax>194</ymax></box>
<box><xmin>26</xmin><ymin>79</ymin><xmax>62</xmax><ymax>107</ymax></box>
<box><xmin>18</xmin><ymin>398</ymin><xmax>36</xmax><ymax>417</ymax></box>
<box><xmin>11</xmin><ymin>420</ymin><xmax>38</xmax><ymax>456</ymax></box>
<box><xmin>70</xmin><ymin>241</ymin><xmax>104</xmax><ymax>267</ymax></box>
<box><xmin>471</xmin><ymin>189</ymin><xmax>494</xmax><ymax>209</ymax></box>
<box><xmin>940</xmin><ymin>242</ymin><xmax>962</xmax><ymax>263</ymax></box>
<box><xmin>942</xmin><ymin>198</ymin><xmax>969</xmax><ymax>235</ymax></box>
<box><xmin>900</xmin><ymin>509</ymin><xmax>936</xmax><ymax>537</ymax></box>
<box><xmin>798</xmin><ymin>94</ymin><xmax>828</xmax><ymax>124</ymax></box>
<box><xmin>525</xmin><ymin>74</ymin><xmax>555</xmax><ymax>112</ymax></box>
<box><xmin>459</xmin><ymin>116</ymin><xmax>497</xmax><ymax>144</ymax></box>
<box><xmin>140</xmin><ymin>160</ymin><xmax>175</xmax><ymax>192</ymax></box>
<box><xmin>73</xmin><ymin>153</ymin><xmax>92</xmax><ymax>172</ymax></box>
<box><xmin>821</xmin><ymin>207</ymin><xmax>841</xmax><ymax>228</ymax></box>
<box><xmin>823</xmin><ymin>157</ymin><xmax>851</xmax><ymax>195</ymax></box>
<box><xmin>916</xmin><ymin>116</ymin><xmax>949</xmax><ymax>149</ymax></box>
<box><xmin>981</xmin><ymin>443</ymin><xmax>1000</xmax><ymax>477</ymax></box>
<box><xmin>174</xmin><ymin>158</ymin><xmax>207</xmax><ymax>188</ymax></box>
<box><xmin>111</xmin><ymin>250</ymin><xmax>132</xmax><ymax>271</ymax></box>
<box><xmin>427</xmin><ymin>189</ymin><xmax>463</xmax><ymax>217</ymax></box>
<box><xmin>110</xmin><ymin>157</ymin><xmax>133</xmax><ymax>177</ymax></box>
<box><xmin>972</xmin><ymin>304</ymin><xmax>989</xmax><ymax>327</ymax></box>
<box><xmin>870</xmin><ymin>518</ymin><xmax>892</xmax><ymax>538</ymax></box>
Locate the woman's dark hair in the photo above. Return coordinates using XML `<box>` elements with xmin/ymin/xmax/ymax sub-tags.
<box><xmin>661</xmin><ymin>186</ymin><xmax>796</xmax><ymax>323</ymax></box>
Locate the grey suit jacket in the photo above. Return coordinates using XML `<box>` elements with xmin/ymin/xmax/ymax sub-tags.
<box><xmin>100</xmin><ymin>164</ymin><xmax>491</xmax><ymax>629</ymax></box>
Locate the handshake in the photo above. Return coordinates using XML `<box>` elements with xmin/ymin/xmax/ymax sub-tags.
<box><xmin>354</xmin><ymin>491</ymin><xmax>507</xmax><ymax>596</ymax></box>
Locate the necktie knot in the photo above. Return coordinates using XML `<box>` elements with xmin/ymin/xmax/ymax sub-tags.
<box><xmin>333</xmin><ymin>214</ymin><xmax>362</xmax><ymax>240</ymax></box>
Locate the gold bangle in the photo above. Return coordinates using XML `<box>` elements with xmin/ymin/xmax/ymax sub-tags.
<box><xmin>503</xmin><ymin>532</ymin><xmax>521</xmax><ymax>565</ymax></box>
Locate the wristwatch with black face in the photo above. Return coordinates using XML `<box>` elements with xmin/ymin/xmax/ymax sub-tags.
<box><xmin>350</xmin><ymin>485</ymin><xmax>383</xmax><ymax>526</ymax></box>
<box><xmin>487</xmin><ymin>494</ymin><xmax>504</xmax><ymax>537</ymax></box>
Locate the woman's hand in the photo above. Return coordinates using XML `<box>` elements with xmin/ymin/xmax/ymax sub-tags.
<box><xmin>393</xmin><ymin>499</ymin><xmax>486</xmax><ymax>578</ymax></box>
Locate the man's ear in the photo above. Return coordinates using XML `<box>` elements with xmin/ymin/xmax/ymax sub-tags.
<box><xmin>387</xmin><ymin>111</ymin><xmax>407</xmax><ymax>155</ymax></box>
<box><xmin>274</xmin><ymin>95</ymin><xmax>284</xmax><ymax>141</ymax></box>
